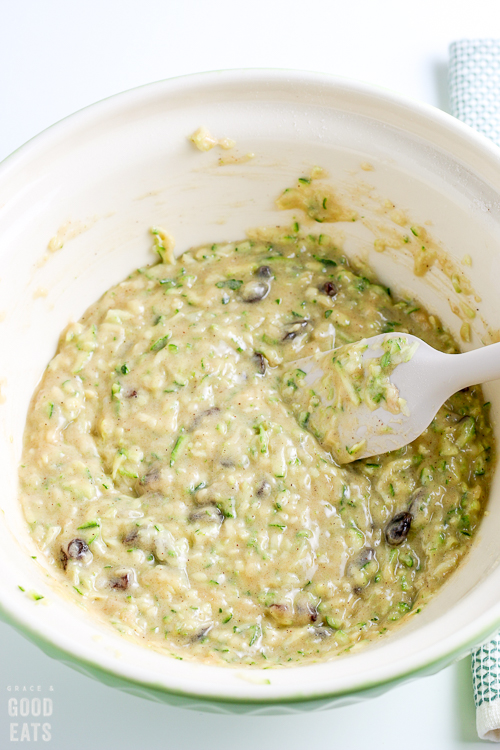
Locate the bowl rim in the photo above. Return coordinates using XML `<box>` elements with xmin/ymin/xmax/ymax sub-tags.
<box><xmin>2</xmin><ymin>67</ymin><xmax>500</xmax><ymax>706</ymax></box>
<box><xmin>1</xmin><ymin>598</ymin><xmax>500</xmax><ymax>707</ymax></box>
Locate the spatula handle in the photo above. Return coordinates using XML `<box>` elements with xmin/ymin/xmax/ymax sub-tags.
<box><xmin>448</xmin><ymin>341</ymin><xmax>500</xmax><ymax>393</ymax></box>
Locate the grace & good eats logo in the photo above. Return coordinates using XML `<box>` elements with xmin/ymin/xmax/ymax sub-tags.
<box><xmin>6</xmin><ymin>685</ymin><xmax>53</xmax><ymax>743</ymax></box>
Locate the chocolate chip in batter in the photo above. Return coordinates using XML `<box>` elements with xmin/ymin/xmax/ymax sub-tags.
<box><xmin>189</xmin><ymin>407</ymin><xmax>221</xmax><ymax>431</ymax></box>
<box><xmin>138</xmin><ymin>466</ymin><xmax>162</xmax><ymax>493</ymax></box>
<box><xmin>253</xmin><ymin>352</ymin><xmax>267</xmax><ymax>375</ymax></box>
<box><xmin>240</xmin><ymin>280</ymin><xmax>270</xmax><ymax>303</ymax></box>
<box><xmin>122</xmin><ymin>528</ymin><xmax>139</xmax><ymax>545</ymax></box>
<box><xmin>256</xmin><ymin>479</ymin><xmax>272</xmax><ymax>497</ymax></box>
<box><xmin>408</xmin><ymin>488</ymin><xmax>426</xmax><ymax>516</ymax></box>
<box><xmin>256</xmin><ymin>265</ymin><xmax>273</xmax><ymax>278</ymax></box>
<box><xmin>321</xmin><ymin>281</ymin><xmax>337</xmax><ymax>297</ymax></box>
<box><xmin>268</xmin><ymin>597</ymin><xmax>318</xmax><ymax>627</ymax></box>
<box><xmin>59</xmin><ymin>547</ymin><xmax>68</xmax><ymax>570</ymax></box>
<box><xmin>67</xmin><ymin>538</ymin><xmax>89</xmax><ymax>559</ymax></box>
<box><xmin>357</xmin><ymin>547</ymin><xmax>375</xmax><ymax>567</ymax></box>
<box><xmin>191</xmin><ymin>625</ymin><xmax>213</xmax><ymax>642</ymax></box>
<box><xmin>385</xmin><ymin>512</ymin><xmax>412</xmax><ymax>546</ymax></box>
<box><xmin>311</xmin><ymin>625</ymin><xmax>333</xmax><ymax>640</ymax></box>
<box><xmin>283</xmin><ymin>319</ymin><xmax>309</xmax><ymax>341</ymax></box>
<box><xmin>110</xmin><ymin>573</ymin><xmax>131</xmax><ymax>590</ymax></box>
<box><xmin>188</xmin><ymin>505</ymin><xmax>224</xmax><ymax>524</ymax></box>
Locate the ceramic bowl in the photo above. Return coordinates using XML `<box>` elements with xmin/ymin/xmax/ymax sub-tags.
<box><xmin>1</xmin><ymin>70</ymin><xmax>500</xmax><ymax>714</ymax></box>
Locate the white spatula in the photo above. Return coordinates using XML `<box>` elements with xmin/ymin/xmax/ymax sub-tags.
<box><xmin>281</xmin><ymin>333</ymin><xmax>500</xmax><ymax>464</ymax></box>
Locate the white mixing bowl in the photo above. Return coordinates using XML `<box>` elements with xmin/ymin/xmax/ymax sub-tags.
<box><xmin>1</xmin><ymin>70</ymin><xmax>500</xmax><ymax>714</ymax></box>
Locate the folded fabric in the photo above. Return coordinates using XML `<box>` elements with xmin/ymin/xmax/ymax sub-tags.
<box><xmin>449</xmin><ymin>39</ymin><xmax>500</xmax><ymax>148</ymax></box>
<box><xmin>473</xmin><ymin>642</ymin><xmax>500</xmax><ymax>742</ymax></box>
<box><xmin>449</xmin><ymin>38</ymin><xmax>500</xmax><ymax>743</ymax></box>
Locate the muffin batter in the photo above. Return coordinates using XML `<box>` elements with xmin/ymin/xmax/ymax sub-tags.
<box><xmin>19</xmin><ymin>229</ymin><xmax>494</xmax><ymax>666</ymax></box>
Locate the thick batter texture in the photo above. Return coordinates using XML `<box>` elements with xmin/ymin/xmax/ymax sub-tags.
<box><xmin>19</xmin><ymin>229</ymin><xmax>494</xmax><ymax>666</ymax></box>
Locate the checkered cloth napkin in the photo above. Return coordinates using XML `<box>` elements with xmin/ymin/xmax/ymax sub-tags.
<box><xmin>449</xmin><ymin>39</ymin><xmax>500</xmax><ymax>147</ymax></box>
<box><xmin>449</xmin><ymin>38</ymin><xmax>500</xmax><ymax>742</ymax></box>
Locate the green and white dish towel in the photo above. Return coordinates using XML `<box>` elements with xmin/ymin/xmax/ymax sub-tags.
<box><xmin>449</xmin><ymin>38</ymin><xmax>500</xmax><ymax>742</ymax></box>
<box><xmin>449</xmin><ymin>39</ymin><xmax>500</xmax><ymax>148</ymax></box>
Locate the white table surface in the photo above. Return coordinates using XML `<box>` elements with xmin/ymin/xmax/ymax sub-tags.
<box><xmin>1</xmin><ymin>1</ymin><xmax>499</xmax><ymax>747</ymax></box>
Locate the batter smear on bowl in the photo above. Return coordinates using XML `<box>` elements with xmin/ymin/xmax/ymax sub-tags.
<box><xmin>19</xmin><ymin>226</ymin><xmax>494</xmax><ymax>666</ymax></box>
